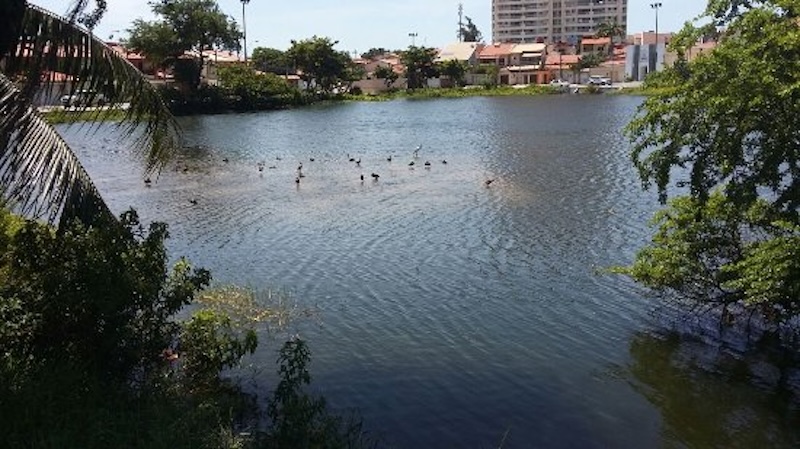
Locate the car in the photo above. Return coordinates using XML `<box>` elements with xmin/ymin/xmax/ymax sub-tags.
<box><xmin>549</xmin><ymin>79</ymin><xmax>570</xmax><ymax>87</ymax></box>
<box><xmin>60</xmin><ymin>89</ymin><xmax>107</xmax><ymax>107</ymax></box>
<box><xmin>587</xmin><ymin>75</ymin><xmax>611</xmax><ymax>86</ymax></box>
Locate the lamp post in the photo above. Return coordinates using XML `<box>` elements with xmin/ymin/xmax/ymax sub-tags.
<box><xmin>241</xmin><ymin>0</ymin><xmax>250</xmax><ymax>63</ymax></box>
<box><xmin>650</xmin><ymin>3</ymin><xmax>662</xmax><ymax>47</ymax></box>
<box><xmin>409</xmin><ymin>32</ymin><xmax>418</xmax><ymax>46</ymax></box>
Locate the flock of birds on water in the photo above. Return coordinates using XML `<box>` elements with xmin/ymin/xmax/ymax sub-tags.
<box><xmin>144</xmin><ymin>145</ymin><xmax>496</xmax><ymax>206</ymax></box>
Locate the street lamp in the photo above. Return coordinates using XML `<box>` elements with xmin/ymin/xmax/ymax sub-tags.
<box><xmin>650</xmin><ymin>3</ymin><xmax>662</xmax><ymax>47</ymax></box>
<box><xmin>241</xmin><ymin>0</ymin><xmax>250</xmax><ymax>63</ymax></box>
<box><xmin>408</xmin><ymin>32</ymin><xmax>418</xmax><ymax>46</ymax></box>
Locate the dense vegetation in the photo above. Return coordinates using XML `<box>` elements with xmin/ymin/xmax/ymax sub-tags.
<box><xmin>0</xmin><ymin>209</ymin><xmax>375</xmax><ymax>448</ymax></box>
<box><xmin>620</xmin><ymin>0</ymin><xmax>800</xmax><ymax>341</ymax></box>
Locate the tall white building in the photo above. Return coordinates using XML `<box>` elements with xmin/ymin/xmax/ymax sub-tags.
<box><xmin>492</xmin><ymin>0</ymin><xmax>627</xmax><ymax>44</ymax></box>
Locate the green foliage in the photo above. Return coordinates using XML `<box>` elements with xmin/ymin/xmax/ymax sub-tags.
<box><xmin>459</xmin><ymin>16</ymin><xmax>482</xmax><ymax>43</ymax></box>
<box><xmin>620</xmin><ymin>1</ymin><xmax>800</xmax><ymax>328</ymax></box>
<box><xmin>127</xmin><ymin>0</ymin><xmax>242</xmax><ymax>91</ymax></box>
<box><xmin>287</xmin><ymin>36</ymin><xmax>352</xmax><ymax>95</ymax></box>
<box><xmin>626</xmin><ymin>2</ymin><xmax>800</xmax><ymax>209</ymax></box>
<box><xmin>617</xmin><ymin>188</ymin><xmax>800</xmax><ymax>325</ymax></box>
<box><xmin>372</xmin><ymin>65</ymin><xmax>398</xmax><ymax>89</ymax></box>
<box><xmin>0</xmin><ymin>209</ymin><xmax>210</xmax><ymax>380</ymax></box>
<box><xmin>181</xmin><ymin>309</ymin><xmax>258</xmax><ymax>386</ymax></box>
<box><xmin>578</xmin><ymin>52</ymin><xmax>606</xmax><ymax>68</ymax></box>
<box><xmin>594</xmin><ymin>20</ymin><xmax>625</xmax><ymax>50</ymax></box>
<box><xmin>360</xmin><ymin>47</ymin><xmax>389</xmax><ymax>60</ymax></box>
<box><xmin>401</xmin><ymin>46</ymin><xmax>439</xmax><ymax>89</ymax></box>
<box><xmin>218</xmin><ymin>64</ymin><xmax>295</xmax><ymax>110</ymax></box>
<box><xmin>438</xmin><ymin>59</ymin><xmax>468</xmax><ymax>87</ymax></box>
<box><xmin>251</xmin><ymin>46</ymin><xmax>291</xmax><ymax>73</ymax></box>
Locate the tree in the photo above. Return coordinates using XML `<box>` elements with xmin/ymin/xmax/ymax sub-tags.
<box><xmin>251</xmin><ymin>46</ymin><xmax>291</xmax><ymax>73</ymax></box>
<box><xmin>594</xmin><ymin>20</ymin><xmax>625</xmax><ymax>54</ymax></box>
<box><xmin>127</xmin><ymin>0</ymin><xmax>242</xmax><ymax>91</ymax></box>
<box><xmin>286</xmin><ymin>36</ymin><xmax>352</xmax><ymax>95</ymax></box>
<box><xmin>620</xmin><ymin>1</ymin><xmax>800</xmax><ymax>327</ymax></box>
<box><xmin>373</xmin><ymin>65</ymin><xmax>399</xmax><ymax>89</ymax></box>
<box><xmin>459</xmin><ymin>16</ymin><xmax>483</xmax><ymax>42</ymax></box>
<box><xmin>361</xmin><ymin>47</ymin><xmax>389</xmax><ymax>60</ymax></box>
<box><xmin>0</xmin><ymin>0</ymin><xmax>180</xmax><ymax>228</ymax></box>
<box><xmin>401</xmin><ymin>45</ymin><xmax>439</xmax><ymax>89</ymax></box>
<box><xmin>218</xmin><ymin>64</ymin><xmax>295</xmax><ymax>109</ymax></box>
<box><xmin>439</xmin><ymin>59</ymin><xmax>468</xmax><ymax>87</ymax></box>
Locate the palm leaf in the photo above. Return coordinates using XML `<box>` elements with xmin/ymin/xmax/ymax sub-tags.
<box><xmin>0</xmin><ymin>2</ymin><xmax>182</xmax><ymax>226</ymax></box>
<box><xmin>0</xmin><ymin>73</ymin><xmax>111</xmax><ymax>227</ymax></box>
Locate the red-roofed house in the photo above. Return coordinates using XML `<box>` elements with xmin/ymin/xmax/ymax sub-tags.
<box><xmin>580</xmin><ymin>37</ymin><xmax>611</xmax><ymax>56</ymax></box>
<box><xmin>544</xmin><ymin>53</ymin><xmax>581</xmax><ymax>83</ymax></box>
<box><xmin>478</xmin><ymin>43</ymin><xmax>516</xmax><ymax>67</ymax></box>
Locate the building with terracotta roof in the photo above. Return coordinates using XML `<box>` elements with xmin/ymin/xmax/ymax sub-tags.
<box><xmin>492</xmin><ymin>0</ymin><xmax>627</xmax><ymax>44</ymax></box>
<box><xmin>436</xmin><ymin>42</ymin><xmax>483</xmax><ymax>65</ymax></box>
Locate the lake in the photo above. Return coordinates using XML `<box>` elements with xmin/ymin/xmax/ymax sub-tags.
<box><xmin>64</xmin><ymin>95</ymin><xmax>800</xmax><ymax>448</ymax></box>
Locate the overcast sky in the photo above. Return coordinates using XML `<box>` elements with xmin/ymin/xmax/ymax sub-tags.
<box><xmin>34</xmin><ymin>0</ymin><xmax>708</xmax><ymax>54</ymax></box>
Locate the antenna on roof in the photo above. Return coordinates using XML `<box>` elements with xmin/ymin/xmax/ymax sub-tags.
<box><xmin>457</xmin><ymin>3</ymin><xmax>464</xmax><ymax>42</ymax></box>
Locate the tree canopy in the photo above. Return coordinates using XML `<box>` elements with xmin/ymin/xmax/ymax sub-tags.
<box><xmin>620</xmin><ymin>0</ymin><xmax>800</xmax><ymax>328</ymax></box>
<box><xmin>373</xmin><ymin>65</ymin><xmax>399</xmax><ymax>89</ymax></box>
<box><xmin>286</xmin><ymin>36</ymin><xmax>353</xmax><ymax>94</ymax></box>
<box><xmin>127</xmin><ymin>0</ymin><xmax>241</xmax><ymax>89</ymax></box>
<box><xmin>401</xmin><ymin>46</ymin><xmax>439</xmax><ymax>89</ymax></box>
<box><xmin>251</xmin><ymin>46</ymin><xmax>291</xmax><ymax>73</ymax></box>
<box><xmin>459</xmin><ymin>16</ymin><xmax>483</xmax><ymax>42</ymax></box>
<box><xmin>594</xmin><ymin>20</ymin><xmax>626</xmax><ymax>50</ymax></box>
<box><xmin>439</xmin><ymin>59</ymin><xmax>468</xmax><ymax>87</ymax></box>
<box><xmin>361</xmin><ymin>47</ymin><xmax>390</xmax><ymax>60</ymax></box>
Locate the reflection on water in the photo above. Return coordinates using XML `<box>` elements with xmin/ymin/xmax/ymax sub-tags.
<box><xmin>626</xmin><ymin>331</ymin><xmax>800</xmax><ymax>448</ymax></box>
<box><xmin>59</xmin><ymin>96</ymin><xmax>800</xmax><ymax>447</ymax></box>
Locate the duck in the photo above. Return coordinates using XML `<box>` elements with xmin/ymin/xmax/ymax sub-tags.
<box><xmin>222</xmin><ymin>157</ymin><xmax>229</xmax><ymax>163</ymax></box>
<box><xmin>442</xmin><ymin>160</ymin><xmax>448</xmax><ymax>165</ymax></box>
<box><xmin>189</xmin><ymin>198</ymin><xmax>198</xmax><ymax>205</ymax></box>
<box><xmin>371</xmin><ymin>173</ymin><xmax>380</xmax><ymax>180</ymax></box>
<box><xmin>485</xmin><ymin>179</ymin><xmax>495</xmax><ymax>187</ymax></box>
<box><xmin>424</xmin><ymin>161</ymin><xmax>431</xmax><ymax>167</ymax></box>
<box><xmin>408</xmin><ymin>161</ymin><xmax>415</xmax><ymax>166</ymax></box>
<box><xmin>387</xmin><ymin>155</ymin><xmax>393</xmax><ymax>162</ymax></box>
<box><xmin>144</xmin><ymin>177</ymin><xmax>152</xmax><ymax>186</ymax></box>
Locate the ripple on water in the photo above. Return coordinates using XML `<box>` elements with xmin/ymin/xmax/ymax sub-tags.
<box><xmin>57</xmin><ymin>96</ymin><xmax>798</xmax><ymax>449</ymax></box>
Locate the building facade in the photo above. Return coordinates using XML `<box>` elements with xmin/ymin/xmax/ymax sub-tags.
<box><xmin>492</xmin><ymin>0</ymin><xmax>627</xmax><ymax>44</ymax></box>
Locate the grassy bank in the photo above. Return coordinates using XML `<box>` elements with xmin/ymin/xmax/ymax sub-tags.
<box><xmin>347</xmin><ymin>85</ymin><xmax>559</xmax><ymax>101</ymax></box>
<box><xmin>42</xmin><ymin>107</ymin><xmax>129</xmax><ymax>124</ymax></box>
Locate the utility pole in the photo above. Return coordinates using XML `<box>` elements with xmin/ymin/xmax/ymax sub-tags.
<box><xmin>651</xmin><ymin>2</ymin><xmax>662</xmax><ymax>72</ymax></box>
<box><xmin>241</xmin><ymin>0</ymin><xmax>250</xmax><ymax>63</ymax></box>
<box><xmin>457</xmin><ymin>3</ymin><xmax>464</xmax><ymax>42</ymax></box>
<box><xmin>409</xmin><ymin>32</ymin><xmax>418</xmax><ymax>46</ymax></box>
<box><xmin>650</xmin><ymin>3</ymin><xmax>662</xmax><ymax>47</ymax></box>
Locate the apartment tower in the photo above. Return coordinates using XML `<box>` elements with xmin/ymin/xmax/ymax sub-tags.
<box><xmin>492</xmin><ymin>0</ymin><xmax>627</xmax><ymax>44</ymax></box>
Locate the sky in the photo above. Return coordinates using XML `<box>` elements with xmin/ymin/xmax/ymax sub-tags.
<box><xmin>33</xmin><ymin>0</ymin><xmax>708</xmax><ymax>55</ymax></box>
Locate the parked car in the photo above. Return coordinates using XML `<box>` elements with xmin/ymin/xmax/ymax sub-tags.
<box><xmin>60</xmin><ymin>89</ymin><xmax>107</xmax><ymax>107</ymax></box>
<box><xmin>549</xmin><ymin>79</ymin><xmax>571</xmax><ymax>87</ymax></box>
<box><xmin>587</xmin><ymin>76</ymin><xmax>611</xmax><ymax>86</ymax></box>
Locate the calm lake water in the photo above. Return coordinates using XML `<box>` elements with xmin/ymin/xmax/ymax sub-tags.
<box><xmin>65</xmin><ymin>96</ymin><xmax>800</xmax><ymax>448</ymax></box>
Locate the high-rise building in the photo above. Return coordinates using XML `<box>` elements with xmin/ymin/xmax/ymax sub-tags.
<box><xmin>492</xmin><ymin>0</ymin><xmax>627</xmax><ymax>45</ymax></box>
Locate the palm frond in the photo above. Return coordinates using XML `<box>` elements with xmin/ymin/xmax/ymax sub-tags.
<box><xmin>4</xmin><ymin>3</ymin><xmax>181</xmax><ymax>174</ymax></box>
<box><xmin>0</xmin><ymin>73</ymin><xmax>111</xmax><ymax>227</ymax></box>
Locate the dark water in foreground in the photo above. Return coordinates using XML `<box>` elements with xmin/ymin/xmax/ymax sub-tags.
<box><xmin>66</xmin><ymin>96</ymin><xmax>800</xmax><ymax>448</ymax></box>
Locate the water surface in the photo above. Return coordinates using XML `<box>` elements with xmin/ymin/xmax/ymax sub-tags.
<box><xmin>66</xmin><ymin>96</ymin><xmax>800</xmax><ymax>448</ymax></box>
